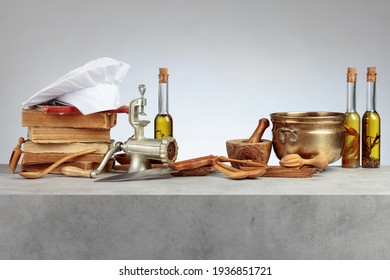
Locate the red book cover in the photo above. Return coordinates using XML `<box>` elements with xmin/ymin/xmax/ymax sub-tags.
<box><xmin>29</xmin><ymin>105</ymin><xmax>129</xmax><ymax>114</ymax></box>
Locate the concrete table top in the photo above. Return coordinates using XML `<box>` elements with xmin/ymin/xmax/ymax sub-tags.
<box><xmin>1</xmin><ymin>165</ymin><xmax>389</xmax><ymax>195</ymax></box>
<box><xmin>1</xmin><ymin>164</ymin><xmax>390</xmax><ymax>259</ymax></box>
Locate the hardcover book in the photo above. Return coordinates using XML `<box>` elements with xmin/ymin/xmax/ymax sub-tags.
<box><xmin>23</xmin><ymin>141</ymin><xmax>112</xmax><ymax>154</ymax></box>
<box><xmin>22</xmin><ymin>109</ymin><xmax>117</xmax><ymax>129</ymax></box>
<box><xmin>27</xmin><ymin>127</ymin><xmax>111</xmax><ymax>143</ymax></box>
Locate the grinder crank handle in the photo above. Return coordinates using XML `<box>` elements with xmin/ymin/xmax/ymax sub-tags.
<box><xmin>61</xmin><ymin>142</ymin><xmax>123</xmax><ymax>178</ymax></box>
<box><xmin>90</xmin><ymin>142</ymin><xmax>123</xmax><ymax>178</ymax></box>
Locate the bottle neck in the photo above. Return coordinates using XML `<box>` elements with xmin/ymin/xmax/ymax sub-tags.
<box><xmin>366</xmin><ymin>81</ymin><xmax>376</xmax><ymax>112</ymax></box>
<box><xmin>158</xmin><ymin>81</ymin><xmax>169</xmax><ymax>114</ymax></box>
<box><xmin>346</xmin><ymin>82</ymin><xmax>357</xmax><ymax>112</ymax></box>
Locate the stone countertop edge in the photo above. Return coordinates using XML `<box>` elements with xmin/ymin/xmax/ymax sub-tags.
<box><xmin>0</xmin><ymin>165</ymin><xmax>389</xmax><ymax>195</ymax></box>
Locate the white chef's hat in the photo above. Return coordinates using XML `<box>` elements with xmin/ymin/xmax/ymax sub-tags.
<box><xmin>22</xmin><ymin>57</ymin><xmax>130</xmax><ymax>114</ymax></box>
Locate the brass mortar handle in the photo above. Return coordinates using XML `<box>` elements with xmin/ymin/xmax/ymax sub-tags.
<box><xmin>277</xmin><ymin>127</ymin><xmax>298</xmax><ymax>144</ymax></box>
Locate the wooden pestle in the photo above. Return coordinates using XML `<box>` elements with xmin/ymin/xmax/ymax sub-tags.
<box><xmin>279</xmin><ymin>154</ymin><xmax>328</xmax><ymax>170</ymax></box>
<box><xmin>247</xmin><ymin>118</ymin><xmax>270</xmax><ymax>143</ymax></box>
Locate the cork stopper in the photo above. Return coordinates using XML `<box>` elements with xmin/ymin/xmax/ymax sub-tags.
<box><xmin>347</xmin><ymin>67</ymin><xmax>357</xmax><ymax>83</ymax></box>
<box><xmin>159</xmin><ymin>68</ymin><xmax>169</xmax><ymax>83</ymax></box>
<box><xmin>367</xmin><ymin>67</ymin><xmax>376</xmax><ymax>82</ymax></box>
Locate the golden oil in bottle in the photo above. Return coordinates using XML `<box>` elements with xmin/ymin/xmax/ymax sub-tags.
<box><xmin>155</xmin><ymin>114</ymin><xmax>173</xmax><ymax>139</ymax></box>
<box><xmin>342</xmin><ymin>67</ymin><xmax>360</xmax><ymax>168</ymax></box>
<box><xmin>362</xmin><ymin>67</ymin><xmax>380</xmax><ymax>168</ymax></box>
<box><xmin>154</xmin><ymin>68</ymin><xmax>173</xmax><ymax>139</ymax></box>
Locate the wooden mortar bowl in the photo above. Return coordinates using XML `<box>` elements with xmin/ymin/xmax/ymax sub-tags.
<box><xmin>226</xmin><ymin>139</ymin><xmax>272</xmax><ymax>168</ymax></box>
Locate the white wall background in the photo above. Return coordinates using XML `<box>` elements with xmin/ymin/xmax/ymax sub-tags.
<box><xmin>1</xmin><ymin>0</ymin><xmax>389</xmax><ymax>165</ymax></box>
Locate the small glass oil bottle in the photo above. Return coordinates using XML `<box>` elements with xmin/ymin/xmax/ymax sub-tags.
<box><xmin>362</xmin><ymin>67</ymin><xmax>380</xmax><ymax>168</ymax></box>
<box><xmin>154</xmin><ymin>68</ymin><xmax>173</xmax><ymax>139</ymax></box>
<box><xmin>342</xmin><ymin>67</ymin><xmax>360</xmax><ymax>168</ymax></box>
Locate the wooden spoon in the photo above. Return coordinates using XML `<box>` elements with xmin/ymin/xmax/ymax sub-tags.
<box><xmin>279</xmin><ymin>154</ymin><xmax>328</xmax><ymax>170</ymax></box>
<box><xmin>218</xmin><ymin>156</ymin><xmax>268</xmax><ymax>168</ymax></box>
<box><xmin>213</xmin><ymin>163</ymin><xmax>249</xmax><ymax>179</ymax></box>
<box><xmin>9</xmin><ymin>137</ymin><xmax>25</xmax><ymax>173</ymax></box>
<box><xmin>60</xmin><ymin>166</ymin><xmax>93</xmax><ymax>178</ymax></box>
<box><xmin>19</xmin><ymin>148</ymin><xmax>98</xmax><ymax>179</ymax></box>
<box><xmin>213</xmin><ymin>162</ymin><xmax>265</xmax><ymax>179</ymax></box>
<box><xmin>247</xmin><ymin>118</ymin><xmax>270</xmax><ymax>143</ymax></box>
<box><xmin>220</xmin><ymin>162</ymin><xmax>266</xmax><ymax>179</ymax></box>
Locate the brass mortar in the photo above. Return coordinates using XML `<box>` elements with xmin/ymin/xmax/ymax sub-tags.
<box><xmin>270</xmin><ymin>112</ymin><xmax>346</xmax><ymax>164</ymax></box>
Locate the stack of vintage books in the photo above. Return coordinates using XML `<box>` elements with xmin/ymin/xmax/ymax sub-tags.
<box><xmin>20</xmin><ymin>105</ymin><xmax>126</xmax><ymax>174</ymax></box>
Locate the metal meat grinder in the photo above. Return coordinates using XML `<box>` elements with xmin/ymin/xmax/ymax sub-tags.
<box><xmin>90</xmin><ymin>84</ymin><xmax>178</xmax><ymax>178</ymax></box>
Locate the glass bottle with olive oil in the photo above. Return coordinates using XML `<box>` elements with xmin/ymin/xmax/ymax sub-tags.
<box><xmin>342</xmin><ymin>67</ymin><xmax>360</xmax><ymax>168</ymax></box>
<box><xmin>362</xmin><ymin>67</ymin><xmax>380</xmax><ymax>168</ymax></box>
<box><xmin>154</xmin><ymin>68</ymin><xmax>173</xmax><ymax>139</ymax></box>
